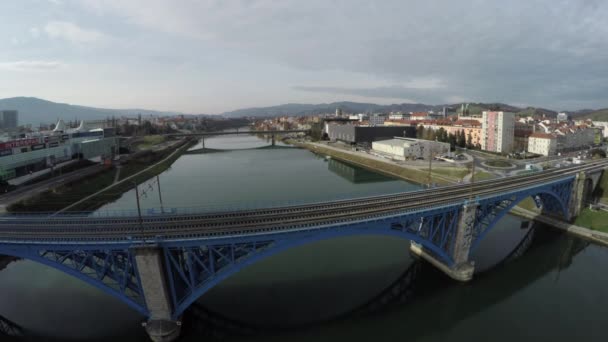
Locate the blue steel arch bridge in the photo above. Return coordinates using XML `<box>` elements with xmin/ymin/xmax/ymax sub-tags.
<box><xmin>0</xmin><ymin>159</ymin><xmax>605</xmax><ymax>340</ymax></box>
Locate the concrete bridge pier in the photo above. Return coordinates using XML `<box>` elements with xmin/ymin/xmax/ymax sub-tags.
<box><xmin>410</xmin><ymin>203</ymin><xmax>477</xmax><ymax>282</ymax></box>
<box><xmin>133</xmin><ymin>246</ymin><xmax>182</xmax><ymax>342</ymax></box>
<box><xmin>271</xmin><ymin>133</ymin><xmax>275</xmax><ymax>146</ymax></box>
<box><xmin>568</xmin><ymin>171</ymin><xmax>602</xmax><ymax>220</ymax></box>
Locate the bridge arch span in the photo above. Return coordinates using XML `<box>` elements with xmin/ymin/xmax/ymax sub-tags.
<box><xmin>0</xmin><ymin>246</ymin><xmax>148</xmax><ymax>316</ymax></box>
<box><xmin>469</xmin><ymin>181</ymin><xmax>572</xmax><ymax>255</ymax></box>
<box><xmin>164</xmin><ymin>211</ymin><xmax>461</xmax><ymax>319</ymax></box>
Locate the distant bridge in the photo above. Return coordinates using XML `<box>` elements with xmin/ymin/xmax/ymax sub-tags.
<box><xmin>0</xmin><ymin>159</ymin><xmax>606</xmax><ymax>341</ymax></box>
<box><xmin>184</xmin><ymin>145</ymin><xmax>297</xmax><ymax>154</ymax></box>
<box><xmin>168</xmin><ymin>129</ymin><xmax>310</xmax><ymax>137</ymax></box>
<box><xmin>168</xmin><ymin>129</ymin><xmax>310</xmax><ymax>149</ymax></box>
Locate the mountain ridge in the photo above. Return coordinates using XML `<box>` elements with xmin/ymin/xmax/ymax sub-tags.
<box><xmin>1</xmin><ymin>97</ymin><xmax>607</xmax><ymax>125</ymax></box>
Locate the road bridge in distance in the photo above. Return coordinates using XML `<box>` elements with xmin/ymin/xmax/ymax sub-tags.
<box><xmin>0</xmin><ymin>159</ymin><xmax>606</xmax><ymax>341</ymax></box>
<box><xmin>167</xmin><ymin>129</ymin><xmax>310</xmax><ymax>149</ymax></box>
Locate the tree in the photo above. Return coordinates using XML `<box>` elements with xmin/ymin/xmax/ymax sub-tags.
<box><xmin>416</xmin><ymin>125</ymin><xmax>424</xmax><ymax>139</ymax></box>
<box><xmin>436</xmin><ymin>128</ymin><xmax>446</xmax><ymax>142</ymax></box>
<box><xmin>466</xmin><ymin>132</ymin><xmax>474</xmax><ymax>149</ymax></box>
<box><xmin>458</xmin><ymin>130</ymin><xmax>467</xmax><ymax>148</ymax></box>
<box><xmin>448</xmin><ymin>133</ymin><xmax>456</xmax><ymax>151</ymax></box>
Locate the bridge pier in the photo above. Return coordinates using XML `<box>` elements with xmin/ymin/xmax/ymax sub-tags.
<box><xmin>568</xmin><ymin>171</ymin><xmax>599</xmax><ymax>220</ymax></box>
<box><xmin>410</xmin><ymin>203</ymin><xmax>477</xmax><ymax>282</ymax></box>
<box><xmin>133</xmin><ymin>246</ymin><xmax>182</xmax><ymax>342</ymax></box>
<box><xmin>271</xmin><ymin>134</ymin><xmax>275</xmax><ymax>146</ymax></box>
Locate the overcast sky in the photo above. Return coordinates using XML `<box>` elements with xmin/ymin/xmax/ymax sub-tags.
<box><xmin>1</xmin><ymin>0</ymin><xmax>607</xmax><ymax>113</ymax></box>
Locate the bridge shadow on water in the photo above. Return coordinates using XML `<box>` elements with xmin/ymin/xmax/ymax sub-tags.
<box><xmin>0</xmin><ymin>226</ymin><xmax>590</xmax><ymax>341</ymax></box>
<box><xmin>176</xmin><ymin>226</ymin><xmax>587</xmax><ymax>341</ymax></box>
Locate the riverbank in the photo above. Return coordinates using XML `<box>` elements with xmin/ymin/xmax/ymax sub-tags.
<box><xmin>8</xmin><ymin>138</ymin><xmax>195</xmax><ymax>213</ymax></box>
<box><xmin>289</xmin><ymin>140</ymin><xmax>469</xmax><ymax>185</ymax></box>
<box><xmin>511</xmin><ymin>206</ymin><xmax>608</xmax><ymax>247</ymax></box>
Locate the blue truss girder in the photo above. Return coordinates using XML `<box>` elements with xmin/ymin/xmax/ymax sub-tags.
<box><xmin>469</xmin><ymin>177</ymin><xmax>574</xmax><ymax>254</ymax></box>
<box><xmin>0</xmin><ymin>176</ymin><xmax>577</xmax><ymax>321</ymax></box>
<box><xmin>162</xmin><ymin>204</ymin><xmax>464</xmax><ymax>319</ymax></box>
<box><xmin>0</xmin><ymin>245</ymin><xmax>148</xmax><ymax>316</ymax></box>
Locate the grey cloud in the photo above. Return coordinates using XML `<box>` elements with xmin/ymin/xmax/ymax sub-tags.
<box><xmin>78</xmin><ymin>0</ymin><xmax>608</xmax><ymax>109</ymax></box>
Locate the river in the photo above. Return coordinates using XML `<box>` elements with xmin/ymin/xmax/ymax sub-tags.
<box><xmin>0</xmin><ymin>132</ymin><xmax>607</xmax><ymax>341</ymax></box>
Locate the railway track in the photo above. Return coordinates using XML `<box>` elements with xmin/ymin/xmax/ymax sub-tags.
<box><xmin>0</xmin><ymin>159</ymin><xmax>605</xmax><ymax>242</ymax></box>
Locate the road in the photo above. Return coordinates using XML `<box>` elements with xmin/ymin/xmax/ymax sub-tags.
<box><xmin>0</xmin><ymin>159</ymin><xmax>605</xmax><ymax>243</ymax></box>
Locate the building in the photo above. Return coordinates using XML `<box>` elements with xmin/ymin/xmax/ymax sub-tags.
<box><xmin>554</xmin><ymin>125</ymin><xmax>596</xmax><ymax>152</ymax></box>
<box><xmin>556</xmin><ymin>112</ymin><xmax>568</xmax><ymax>122</ymax></box>
<box><xmin>372</xmin><ymin>137</ymin><xmax>450</xmax><ymax>160</ymax></box>
<box><xmin>369</xmin><ymin>113</ymin><xmax>386</xmax><ymax>126</ymax></box>
<box><xmin>0</xmin><ymin>121</ymin><xmax>117</xmax><ymax>181</ymax></box>
<box><xmin>326</xmin><ymin>124</ymin><xmax>416</xmax><ymax>145</ymax></box>
<box><xmin>527</xmin><ymin>133</ymin><xmax>557</xmax><ymax>156</ymax></box>
<box><xmin>592</xmin><ymin>121</ymin><xmax>608</xmax><ymax>138</ymax></box>
<box><xmin>410</xmin><ymin>112</ymin><xmax>429</xmax><ymax>121</ymax></box>
<box><xmin>481</xmin><ymin>111</ymin><xmax>515</xmax><ymax>153</ymax></box>
<box><xmin>0</xmin><ymin>110</ymin><xmax>18</xmax><ymax>130</ymax></box>
<box><xmin>513</xmin><ymin>122</ymin><xmax>535</xmax><ymax>153</ymax></box>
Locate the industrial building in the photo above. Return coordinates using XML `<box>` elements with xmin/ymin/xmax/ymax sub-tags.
<box><xmin>372</xmin><ymin>137</ymin><xmax>450</xmax><ymax>160</ymax></box>
<box><xmin>326</xmin><ymin>124</ymin><xmax>416</xmax><ymax>145</ymax></box>
<box><xmin>0</xmin><ymin>120</ymin><xmax>117</xmax><ymax>181</ymax></box>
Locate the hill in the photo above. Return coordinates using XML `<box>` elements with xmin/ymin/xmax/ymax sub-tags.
<box><xmin>222</xmin><ymin>101</ymin><xmax>536</xmax><ymax>118</ymax></box>
<box><xmin>576</xmin><ymin>109</ymin><xmax>608</xmax><ymax>121</ymax></box>
<box><xmin>222</xmin><ymin>101</ymin><xmax>447</xmax><ymax>118</ymax></box>
<box><xmin>0</xmin><ymin>97</ymin><xmax>189</xmax><ymax>126</ymax></box>
<box><xmin>515</xmin><ymin>107</ymin><xmax>558</xmax><ymax>118</ymax></box>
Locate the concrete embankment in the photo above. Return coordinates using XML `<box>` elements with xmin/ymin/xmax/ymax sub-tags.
<box><xmin>290</xmin><ymin>140</ymin><xmax>460</xmax><ymax>185</ymax></box>
<box><xmin>511</xmin><ymin>206</ymin><xmax>608</xmax><ymax>247</ymax></box>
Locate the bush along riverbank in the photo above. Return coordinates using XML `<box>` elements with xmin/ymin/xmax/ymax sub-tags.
<box><xmin>8</xmin><ymin>138</ymin><xmax>195</xmax><ymax>213</ymax></box>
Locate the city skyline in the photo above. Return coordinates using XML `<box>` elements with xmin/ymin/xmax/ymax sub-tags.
<box><xmin>1</xmin><ymin>0</ymin><xmax>607</xmax><ymax>114</ymax></box>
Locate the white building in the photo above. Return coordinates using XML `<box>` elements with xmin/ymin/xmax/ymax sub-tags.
<box><xmin>592</xmin><ymin>121</ymin><xmax>608</xmax><ymax>138</ymax></box>
<box><xmin>481</xmin><ymin>111</ymin><xmax>515</xmax><ymax>153</ymax></box>
<box><xmin>528</xmin><ymin>133</ymin><xmax>557</xmax><ymax>156</ymax></box>
<box><xmin>556</xmin><ymin>112</ymin><xmax>568</xmax><ymax>122</ymax></box>
<box><xmin>372</xmin><ymin>137</ymin><xmax>450</xmax><ymax>160</ymax></box>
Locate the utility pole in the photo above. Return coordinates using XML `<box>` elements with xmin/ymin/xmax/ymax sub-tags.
<box><xmin>156</xmin><ymin>175</ymin><xmax>164</xmax><ymax>214</ymax></box>
<box><xmin>469</xmin><ymin>160</ymin><xmax>476</xmax><ymax>202</ymax></box>
<box><xmin>133</xmin><ymin>181</ymin><xmax>144</xmax><ymax>240</ymax></box>
<box><xmin>427</xmin><ymin>145</ymin><xmax>434</xmax><ymax>188</ymax></box>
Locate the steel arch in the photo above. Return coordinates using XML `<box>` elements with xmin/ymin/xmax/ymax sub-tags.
<box><xmin>469</xmin><ymin>178</ymin><xmax>573</xmax><ymax>254</ymax></box>
<box><xmin>162</xmin><ymin>204</ymin><xmax>463</xmax><ymax>319</ymax></box>
<box><xmin>0</xmin><ymin>245</ymin><xmax>148</xmax><ymax>316</ymax></box>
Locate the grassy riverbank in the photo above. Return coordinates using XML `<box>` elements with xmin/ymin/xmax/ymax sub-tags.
<box><xmin>574</xmin><ymin>208</ymin><xmax>608</xmax><ymax>233</ymax></box>
<box><xmin>290</xmin><ymin>141</ymin><xmax>468</xmax><ymax>185</ymax></box>
<box><xmin>8</xmin><ymin>139</ymin><xmax>194</xmax><ymax>213</ymax></box>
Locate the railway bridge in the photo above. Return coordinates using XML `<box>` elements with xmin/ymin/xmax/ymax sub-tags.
<box><xmin>0</xmin><ymin>160</ymin><xmax>606</xmax><ymax>341</ymax></box>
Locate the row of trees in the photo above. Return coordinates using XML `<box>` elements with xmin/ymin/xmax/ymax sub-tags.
<box><xmin>415</xmin><ymin>126</ymin><xmax>481</xmax><ymax>150</ymax></box>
